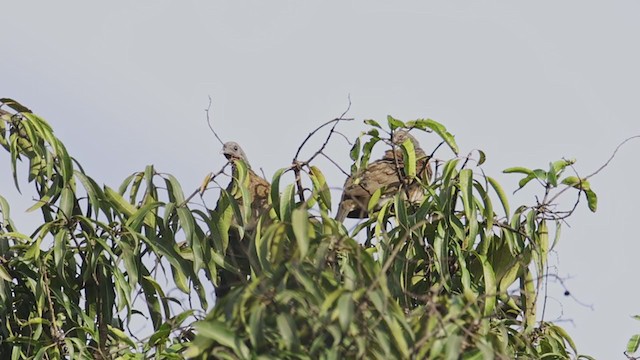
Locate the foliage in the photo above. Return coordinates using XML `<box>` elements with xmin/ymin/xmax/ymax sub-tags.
<box><xmin>0</xmin><ymin>100</ymin><xmax>596</xmax><ymax>359</ymax></box>
<box><xmin>625</xmin><ymin>316</ymin><xmax>640</xmax><ymax>359</ymax></box>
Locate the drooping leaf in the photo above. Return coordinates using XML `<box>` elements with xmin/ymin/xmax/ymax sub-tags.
<box><xmin>292</xmin><ymin>206</ymin><xmax>310</xmax><ymax>258</ymax></box>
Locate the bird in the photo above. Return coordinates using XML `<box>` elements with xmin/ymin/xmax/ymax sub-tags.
<box><xmin>221</xmin><ymin>141</ymin><xmax>270</xmax><ymax>220</ymax></box>
<box><xmin>335</xmin><ymin>130</ymin><xmax>431</xmax><ymax>222</ymax></box>
<box><xmin>215</xmin><ymin>141</ymin><xmax>271</xmax><ymax>299</ymax></box>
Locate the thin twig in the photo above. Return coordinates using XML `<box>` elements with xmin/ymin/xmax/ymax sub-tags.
<box><xmin>205</xmin><ymin>96</ymin><xmax>224</xmax><ymax>146</ymax></box>
<box><xmin>545</xmin><ymin>135</ymin><xmax>640</xmax><ymax>207</ymax></box>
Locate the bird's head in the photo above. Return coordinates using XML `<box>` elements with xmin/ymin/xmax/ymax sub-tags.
<box><xmin>391</xmin><ymin>129</ymin><xmax>420</xmax><ymax>148</ymax></box>
<box><xmin>222</xmin><ymin>141</ymin><xmax>249</xmax><ymax>163</ymax></box>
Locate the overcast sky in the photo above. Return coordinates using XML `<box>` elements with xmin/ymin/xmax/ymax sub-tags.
<box><xmin>2</xmin><ymin>2</ymin><xmax>639</xmax><ymax>358</ymax></box>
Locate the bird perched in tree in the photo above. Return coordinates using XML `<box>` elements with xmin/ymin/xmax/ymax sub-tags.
<box><xmin>335</xmin><ymin>130</ymin><xmax>431</xmax><ymax>222</ymax></box>
<box><xmin>215</xmin><ymin>141</ymin><xmax>271</xmax><ymax>299</ymax></box>
<box><xmin>221</xmin><ymin>141</ymin><xmax>270</xmax><ymax>221</ymax></box>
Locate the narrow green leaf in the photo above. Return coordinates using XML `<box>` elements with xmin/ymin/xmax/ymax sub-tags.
<box><xmin>367</xmin><ymin>188</ymin><xmax>383</xmax><ymax>214</ymax></box>
<box><xmin>104</xmin><ymin>186</ymin><xmax>137</xmax><ymax>217</ymax></box>
<box><xmin>517</xmin><ymin>174</ymin><xmax>536</xmax><ymax>190</ymax></box>
<box><xmin>585</xmin><ymin>189</ymin><xmax>598</xmax><ymax>212</ymax></box>
<box><xmin>164</xmin><ymin>174</ymin><xmax>186</xmax><ymax>204</ymax></box>
<box><xmin>270</xmin><ymin>168</ymin><xmax>286</xmax><ymax>219</ymax></box>
<box><xmin>292</xmin><ymin>206</ymin><xmax>310</xmax><ymax>258</ymax></box>
<box><xmin>561</xmin><ymin>176</ymin><xmax>581</xmax><ymax>188</ymax></box>
<box><xmin>551</xmin><ymin>158</ymin><xmax>575</xmax><ymax>174</ymax></box>
<box><xmin>533</xmin><ymin>169</ymin><xmax>547</xmax><ymax>181</ymax></box>
<box><xmin>550</xmin><ymin>221</ymin><xmax>562</xmax><ymax>251</ymax></box>
<box><xmin>364</xmin><ymin>119</ymin><xmax>382</xmax><ymax>128</ymax></box>
<box><xmin>277</xmin><ymin>314</ymin><xmax>299</xmax><ymax>351</ymax></box>
<box><xmin>387</xmin><ymin>115</ymin><xmax>405</xmax><ymax>130</ymax></box>
<box><xmin>59</xmin><ymin>186</ymin><xmax>74</xmax><ymax>220</ymax></box>
<box><xmin>0</xmin><ymin>98</ymin><xmax>32</xmax><ymax>113</ymax></box>
<box><xmin>109</xmin><ymin>326</ymin><xmax>137</xmax><ymax>348</ymax></box>
<box><xmin>350</xmin><ymin>137</ymin><xmax>361</xmax><ymax>161</ymax></box>
<box><xmin>280</xmin><ymin>183</ymin><xmax>295</xmax><ymax>223</ymax></box>
<box><xmin>321</xmin><ymin>289</ymin><xmax>345</xmax><ymax>314</ymax></box>
<box><xmin>192</xmin><ymin>320</ymin><xmax>250</xmax><ymax>358</ymax></box>
<box><xmin>385</xmin><ymin>315</ymin><xmax>410</xmax><ymax>358</ymax></box>
<box><xmin>550</xmin><ymin>324</ymin><xmax>578</xmax><ymax>354</ymax></box>
<box><xmin>309</xmin><ymin>166</ymin><xmax>331</xmax><ymax>211</ymax></box>
<box><xmin>547</xmin><ymin>162</ymin><xmax>558</xmax><ymax>187</ymax></box>
<box><xmin>628</xmin><ymin>334</ymin><xmax>640</xmax><ymax>354</ymax></box>
<box><xmin>504</xmin><ymin>166</ymin><xmax>533</xmax><ymax>175</ymax></box>
<box><xmin>337</xmin><ymin>293</ymin><xmax>354</xmax><ymax>332</ymax></box>
<box><xmin>477</xmin><ymin>150</ymin><xmax>486</xmax><ymax>165</ymax></box>
<box><xmin>420</xmin><ymin>119</ymin><xmax>459</xmax><ymax>155</ymax></box>
<box><xmin>400</xmin><ymin>137</ymin><xmax>416</xmax><ymax>179</ymax></box>
<box><xmin>538</xmin><ymin>219</ymin><xmax>549</xmax><ymax>270</ymax></box>
<box><xmin>0</xmin><ymin>265</ymin><xmax>12</xmax><ymax>282</ymax></box>
<box><xmin>126</xmin><ymin>201</ymin><xmax>162</xmax><ymax>230</ymax></box>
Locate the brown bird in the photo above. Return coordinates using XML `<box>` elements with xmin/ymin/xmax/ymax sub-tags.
<box><xmin>215</xmin><ymin>141</ymin><xmax>271</xmax><ymax>299</ymax></box>
<box><xmin>335</xmin><ymin>130</ymin><xmax>431</xmax><ymax>222</ymax></box>
<box><xmin>221</xmin><ymin>141</ymin><xmax>270</xmax><ymax>220</ymax></box>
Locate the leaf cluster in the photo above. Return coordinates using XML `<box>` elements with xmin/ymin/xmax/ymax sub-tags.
<box><xmin>0</xmin><ymin>101</ymin><xmax>596</xmax><ymax>359</ymax></box>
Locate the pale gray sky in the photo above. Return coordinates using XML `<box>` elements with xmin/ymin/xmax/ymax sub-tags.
<box><xmin>2</xmin><ymin>2</ymin><xmax>639</xmax><ymax>358</ymax></box>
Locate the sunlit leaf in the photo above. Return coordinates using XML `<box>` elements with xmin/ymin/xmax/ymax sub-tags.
<box><xmin>387</xmin><ymin>115</ymin><xmax>405</xmax><ymax>130</ymax></box>
<box><xmin>292</xmin><ymin>206</ymin><xmax>309</xmax><ymax>258</ymax></box>
<box><xmin>364</xmin><ymin>119</ymin><xmax>382</xmax><ymax>128</ymax></box>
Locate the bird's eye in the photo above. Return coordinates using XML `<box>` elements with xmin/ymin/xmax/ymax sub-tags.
<box><xmin>234</xmin><ymin>146</ymin><xmax>239</xmax><ymax>151</ymax></box>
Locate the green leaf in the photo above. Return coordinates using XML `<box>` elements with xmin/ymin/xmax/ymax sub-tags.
<box><xmin>367</xmin><ymin>188</ymin><xmax>383</xmax><ymax>214</ymax></box>
<box><xmin>477</xmin><ymin>150</ymin><xmax>486</xmax><ymax>165</ymax></box>
<box><xmin>0</xmin><ymin>265</ymin><xmax>12</xmax><ymax>282</ymax></box>
<box><xmin>364</xmin><ymin>119</ymin><xmax>382</xmax><ymax>128</ymax></box>
<box><xmin>628</xmin><ymin>334</ymin><xmax>640</xmax><ymax>354</ymax></box>
<box><xmin>561</xmin><ymin>176</ymin><xmax>581</xmax><ymax>188</ymax></box>
<box><xmin>551</xmin><ymin>158</ymin><xmax>575</xmax><ymax>173</ymax></box>
<box><xmin>277</xmin><ymin>314</ymin><xmax>299</xmax><ymax>351</ymax></box>
<box><xmin>104</xmin><ymin>186</ymin><xmax>137</xmax><ymax>217</ymax></box>
<box><xmin>547</xmin><ymin>162</ymin><xmax>558</xmax><ymax>187</ymax></box>
<box><xmin>477</xmin><ymin>253</ymin><xmax>496</xmax><ymax>316</ymax></box>
<box><xmin>309</xmin><ymin>166</ymin><xmax>331</xmax><ymax>211</ymax></box>
<box><xmin>280</xmin><ymin>184</ymin><xmax>295</xmax><ymax>223</ymax></box>
<box><xmin>126</xmin><ymin>201</ymin><xmax>161</xmax><ymax>230</ymax></box>
<box><xmin>417</xmin><ymin>118</ymin><xmax>459</xmax><ymax>155</ymax></box>
<box><xmin>538</xmin><ymin>219</ymin><xmax>549</xmax><ymax>270</ymax></box>
<box><xmin>503</xmin><ymin>167</ymin><xmax>533</xmax><ymax>175</ymax></box>
<box><xmin>320</xmin><ymin>289</ymin><xmax>345</xmax><ymax>314</ymax></box>
<box><xmin>58</xmin><ymin>186</ymin><xmax>75</xmax><ymax>219</ymax></box>
<box><xmin>517</xmin><ymin>174</ymin><xmax>536</xmax><ymax>190</ymax></box>
<box><xmin>399</xmin><ymin>136</ymin><xmax>416</xmax><ymax>179</ymax></box>
<box><xmin>350</xmin><ymin>137</ymin><xmax>361</xmax><ymax>161</ymax></box>
<box><xmin>0</xmin><ymin>98</ymin><xmax>32</xmax><ymax>113</ymax></box>
<box><xmin>109</xmin><ymin>326</ymin><xmax>137</xmax><ymax>349</ymax></box>
<box><xmin>550</xmin><ymin>324</ymin><xmax>577</xmax><ymax>355</ymax></box>
<box><xmin>291</xmin><ymin>206</ymin><xmax>310</xmax><ymax>258</ymax></box>
<box><xmin>387</xmin><ymin>115</ymin><xmax>405</xmax><ymax>130</ymax></box>
<box><xmin>271</xmin><ymin>168</ymin><xmax>286</xmax><ymax>219</ymax></box>
<box><xmin>0</xmin><ymin>194</ymin><xmax>14</xmax><ymax>227</ymax></box>
<box><xmin>164</xmin><ymin>174</ymin><xmax>186</xmax><ymax>204</ymax></box>
<box><xmin>191</xmin><ymin>320</ymin><xmax>250</xmax><ymax>358</ymax></box>
<box><xmin>585</xmin><ymin>189</ymin><xmax>597</xmax><ymax>212</ymax></box>
<box><xmin>550</xmin><ymin>221</ymin><xmax>562</xmax><ymax>251</ymax></box>
<box><xmin>337</xmin><ymin>293</ymin><xmax>354</xmax><ymax>332</ymax></box>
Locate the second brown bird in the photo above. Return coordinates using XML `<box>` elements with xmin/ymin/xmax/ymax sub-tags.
<box><xmin>335</xmin><ymin>130</ymin><xmax>431</xmax><ymax>222</ymax></box>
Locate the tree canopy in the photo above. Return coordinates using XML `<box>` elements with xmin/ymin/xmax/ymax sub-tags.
<box><xmin>0</xmin><ymin>98</ymin><xmax>599</xmax><ymax>359</ymax></box>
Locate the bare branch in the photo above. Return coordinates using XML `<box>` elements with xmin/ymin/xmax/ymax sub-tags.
<box><xmin>205</xmin><ymin>96</ymin><xmax>224</xmax><ymax>146</ymax></box>
<box><xmin>585</xmin><ymin>135</ymin><xmax>640</xmax><ymax>180</ymax></box>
